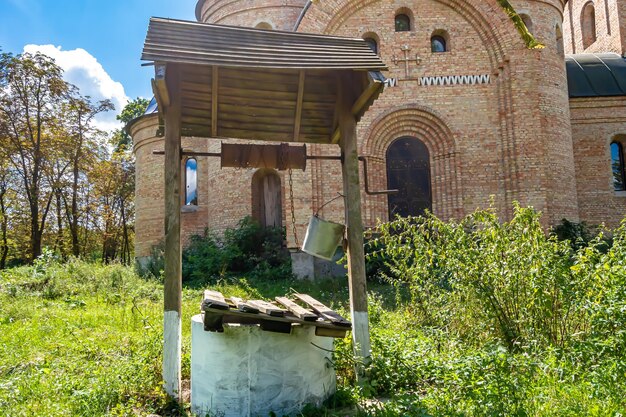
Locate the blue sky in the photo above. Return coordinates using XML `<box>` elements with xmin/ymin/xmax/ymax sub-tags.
<box><xmin>0</xmin><ymin>0</ymin><xmax>197</xmax><ymax>129</ymax></box>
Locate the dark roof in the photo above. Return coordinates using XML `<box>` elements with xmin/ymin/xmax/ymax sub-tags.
<box><xmin>566</xmin><ymin>53</ymin><xmax>626</xmax><ymax>98</ymax></box>
<box><xmin>142</xmin><ymin>17</ymin><xmax>387</xmax><ymax>70</ymax></box>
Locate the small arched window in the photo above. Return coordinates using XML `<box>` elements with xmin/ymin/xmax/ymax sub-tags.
<box><xmin>185</xmin><ymin>158</ymin><xmax>198</xmax><ymax>206</ymax></box>
<box><xmin>611</xmin><ymin>141</ymin><xmax>625</xmax><ymax>191</ymax></box>
<box><xmin>431</xmin><ymin>35</ymin><xmax>447</xmax><ymax>53</ymax></box>
<box><xmin>395</xmin><ymin>14</ymin><xmax>411</xmax><ymax>32</ymax></box>
<box><xmin>556</xmin><ymin>25</ymin><xmax>564</xmax><ymax>56</ymax></box>
<box><xmin>581</xmin><ymin>2</ymin><xmax>597</xmax><ymax>49</ymax></box>
<box><xmin>255</xmin><ymin>22</ymin><xmax>273</xmax><ymax>30</ymax></box>
<box><xmin>364</xmin><ymin>37</ymin><xmax>378</xmax><ymax>54</ymax></box>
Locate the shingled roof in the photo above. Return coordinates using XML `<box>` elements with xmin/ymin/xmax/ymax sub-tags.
<box><xmin>142</xmin><ymin>17</ymin><xmax>388</xmax><ymax>70</ymax></box>
<box><xmin>139</xmin><ymin>18</ymin><xmax>387</xmax><ymax>143</ymax></box>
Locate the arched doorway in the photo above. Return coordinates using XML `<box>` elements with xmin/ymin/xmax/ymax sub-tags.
<box><xmin>386</xmin><ymin>137</ymin><xmax>432</xmax><ymax>219</ymax></box>
<box><xmin>251</xmin><ymin>169</ymin><xmax>283</xmax><ymax>228</ymax></box>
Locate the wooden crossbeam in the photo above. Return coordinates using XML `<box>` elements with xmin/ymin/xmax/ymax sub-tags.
<box><xmin>211</xmin><ymin>66</ymin><xmax>219</xmax><ymax>137</ymax></box>
<box><xmin>293</xmin><ymin>69</ymin><xmax>305</xmax><ymax>142</ymax></box>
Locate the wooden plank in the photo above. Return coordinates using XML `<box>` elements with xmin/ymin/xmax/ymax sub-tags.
<box><xmin>293</xmin><ymin>293</ymin><xmax>351</xmax><ymax>327</ymax></box>
<box><xmin>218</xmin><ymin>120</ymin><xmax>295</xmax><ymax>133</ymax></box>
<box><xmin>315</xmin><ymin>327</ymin><xmax>348</xmax><ymax>338</ymax></box>
<box><xmin>275</xmin><ymin>297</ymin><xmax>318</xmax><ymax>321</ymax></box>
<box><xmin>230</xmin><ymin>296</ymin><xmax>259</xmax><ymax>314</ymax></box>
<box><xmin>247</xmin><ymin>300</ymin><xmax>286</xmax><ymax>317</ymax></box>
<box><xmin>211</xmin><ymin>65</ymin><xmax>218</xmax><ymax>137</ymax></box>
<box><xmin>203</xmin><ymin>306</ymin><xmax>351</xmax><ymax>331</ymax></box>
<box><xmin>201</xmin><ymin>290</ymin><xmax>229</xmax><ymax>311</ymax></box>
<box><xmin>293</xmin><ymin>69</ymin><xmax>305</xmax><ymax>142</ymax></box>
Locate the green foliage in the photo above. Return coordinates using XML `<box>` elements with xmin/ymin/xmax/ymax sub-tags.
<box><xmin>112</xmin><ymin>97</ymin><xmax>150</xmax><ymax>152</ymax></box>
<box><xmin>181</xmin><ymin>217</ymin><xmax>293</xmax><ymax>285</ymax></box>
<box><xmin>2</xmin><ymin>213</ymin><xmax>626</xmax><ymax>416</ymax></box>
<box><xmin>372</xmin><ymin>205</ymin><xmax>595</xmax><ymax>350</ymax></box>
<box><xmin>552</xmin><ymin>218</ymin><xmax>612</xmax><ymax>252</ymax></box>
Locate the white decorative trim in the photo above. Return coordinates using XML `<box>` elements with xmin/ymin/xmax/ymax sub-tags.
<box><xmin>419</xmin><ymin>74</ymin><xmax>491</xmax><ymax>86</ymax></box>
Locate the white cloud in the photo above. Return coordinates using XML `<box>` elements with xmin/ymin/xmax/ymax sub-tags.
<box><xmin>23</xmin><ymin>44</ymin><xmax>129</xmax><ymax>132</ymax></box>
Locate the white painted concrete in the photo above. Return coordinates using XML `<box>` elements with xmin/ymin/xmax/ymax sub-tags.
<box><xmin>163</xmin><ymin>310</ymin><xmax>182</xmax><ymax>399</ymax></box>
<box><xmin>191</xmin><ymin>314</ymin><xmax>336</xmax><ymax>417</ymax></box>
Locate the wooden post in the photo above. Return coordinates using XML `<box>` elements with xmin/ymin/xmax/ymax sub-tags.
<box><xmin>163</xmin><ymin>64</ymin><xmax>182</xmax><ymax>400</ymax></box>
<box><xmin>338</xmin><ymin>74</ymin><xmax>371</xmax><ymax>380</ymax></box>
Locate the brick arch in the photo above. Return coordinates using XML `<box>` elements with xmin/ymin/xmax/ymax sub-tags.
<box><xmin>298</xmin><ymin>0</ymin><xmax>520</xmax><ymax>71</ymax></box>
<box><xmin>361</xmin><ymin>105</ymin><xmax>463</xmax><ymax>221</ymax></box>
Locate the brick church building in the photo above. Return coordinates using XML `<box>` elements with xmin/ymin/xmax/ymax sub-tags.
<box><xmin>130</xmin><ymin>0</ymin><xmax>626</xmax><ymax>273</ymax></box>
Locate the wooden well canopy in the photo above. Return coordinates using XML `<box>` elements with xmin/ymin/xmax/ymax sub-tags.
<box><xmin>142</xmin><ymin>17</ymin><xmax>388</xmax><ymax>400</ymax></box>
<box><xmin>142</xmin><ymin>17</ymin><xmax>388</xmax><ymax>144</ymax></box>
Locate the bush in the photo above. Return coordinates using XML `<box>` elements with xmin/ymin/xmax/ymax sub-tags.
<box><xmin>551</xmin><ymin>218</ymin><xmax>612</xmax><ymax>252</ymax></box>
<box><xmin>182</xmin><ymin>217</ymin><xmax>292</xmax><ymax>285</ymax></box>
<box><xmin>370</xmin><ymin>204</ymin><xmax>625</xmax><ymax>352</ymax></box>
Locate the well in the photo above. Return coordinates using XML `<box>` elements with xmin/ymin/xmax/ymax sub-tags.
<box><xmin>191</xmin><ymin>315</ymin><xmax>336</xmax><ymax>417</ymax></box>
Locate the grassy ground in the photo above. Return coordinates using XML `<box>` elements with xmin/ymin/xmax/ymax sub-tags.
<box><xmin>0</xmin><ymin>259</ymin><xmax>376</xmax><ymax>416</ymax></box>
<box><xmin>1</xmin><ymin>259</ymin><xmax>625</xmax><ymax>416</ymax></box>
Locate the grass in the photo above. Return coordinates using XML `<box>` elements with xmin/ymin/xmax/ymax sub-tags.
<box><xmin>0</xmin><ymin>258</ymin><xmax>379</xmax><ymax>416</ymax></box>
<box><xmin>1</xmin><ymin>258</ymin><xmax>625</xmax><ymax>416</ymax></box>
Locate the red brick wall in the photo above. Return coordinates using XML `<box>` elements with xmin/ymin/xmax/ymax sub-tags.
<box><xmin>563</xmin><ymin>0</ymin><xmax>625</xmax><ymax>54</ymax></box>
<box><xmin>133</xmin><ymin>0</ymin><xmax>620</xmax><ymax>257</ymax></box>
<box><xmin>196</xmin><ymin>0</ymin><xmax>307</xmax><ymax>30</ymax></box>
<box><xmin>570</xmin><ymin>96</ymin><xmax>626</xmax><ymax>228</ymax></box>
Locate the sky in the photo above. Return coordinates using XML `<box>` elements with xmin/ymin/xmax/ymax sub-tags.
<box><xmin>0</xmin><ymin>0</ymin><xmax>197</xmax><ymax>130</ymax></box>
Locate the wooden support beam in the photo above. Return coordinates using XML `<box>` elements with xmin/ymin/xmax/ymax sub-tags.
<box><xmin>331</xmin><ymin>75</ymin><xmax>384</xmax><ymax>144</ymax></box>
<box><xmin>337</xmin><ymin>72</ymin><xmax>371</xmax><ymax>381</ymax></box>
<box><xmin>211</xmin><ymin>66</ymin><xmax>219</xmax><ymax>137</ymax></box>
<box><xmin>293</xmin><ymin>69</ymin><xmax>305</xmax><ymax>141</ymax></box>
<box><xmin>163</xmin><ymin>63</ymin><xmax>182</xmax><ymax>401</ymax></box>
<box><xmin>154</xmin><ymin>63</ymin><xmax>171</xmax><ymax>108</ymax></box>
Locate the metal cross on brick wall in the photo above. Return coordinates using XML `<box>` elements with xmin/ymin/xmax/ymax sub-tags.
<box><xmin>392</xmin><ymin>45</ymin><xmax>421</xmax><ymax>78</ymax></box>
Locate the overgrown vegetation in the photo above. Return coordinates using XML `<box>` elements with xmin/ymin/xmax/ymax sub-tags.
<box><xmin>353</xmin><ymin>205</ymin><xmax>626</xmax><ymax>416</ymax></box>
<box><xmin>2</xmin><ymin>206</ymin><xmax>626</xmax><ymax>416</ymax></box>
<box><xmin>139</xmin><ymin>217</ymin><xmax>293</xmax><ymax>285</ymax></box>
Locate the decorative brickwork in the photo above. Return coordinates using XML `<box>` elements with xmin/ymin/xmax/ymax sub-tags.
<box><xmin>132</xmin><ymin>0</ymin><xmax>626</xmax><ymax>261</ymax></box>
<box><xmin>563</xmin><ymin>0</ymin><xmax>625</xmax><ymax>54</ymax></box>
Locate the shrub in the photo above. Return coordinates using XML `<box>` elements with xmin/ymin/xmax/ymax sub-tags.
<box><xmin>370</xmin><ymin>204</ymin><xmax>613</xmax><ymax>351</ymax></box>
<box><xmin>551</xmin><ymin>218</ymin><xmax>612</xmax><ymax>252</ymax></box>
<box><xmin>182</xmin><ymin>217</ymin><xmax>292</xmax><ymax>285</ymax></box>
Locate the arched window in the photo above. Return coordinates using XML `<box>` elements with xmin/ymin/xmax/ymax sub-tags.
<box><xmin>255</xmin><ymin>22</ymin><xmax>273</xmax><ymax>30</ymax></box>
<box><xmin>395</xmin><ymin>14</ymin><xmax>411</xmax><ymax>32</ymax></box>
<box><xmin>520</xmin><ymin>14</ymin><xmax>534</xmax><ymax>35</ymax></box>
<box><xmin>611</xmin><ymin>141</ymin><xmax>625</xmax><ymax>191</ymax></box>
<box><xmin>251</xmin><ymin>169</ymin><xmax>283</xmax><ymax>228</ymax></box>
<box><xmin>581</xmin><ymin>2</ymin><xmax>597</xmax><ymax>49</ymax></box>
<box><xmin>185</xmin><ymin>158</ymin><xmax>198</xmax><ymax>206</ymax></box>
<box><xmin>556</xmin><ymin>25</ymin><xmax>564</xmax><ymax>56</ymax></box>
<box><xmin>386</xmin><ymin>137</ymin><xmax>432</xmax><ymax>218</ymax></box>
<box><xmin>364</xmin><ymin>37</ymin><xmax>378</xmax><ymax>54</ymax></box>
<box><xmin>431</xmin><ymin>36</ymin><xmax>447</xmax><ymax>52</ymax></box>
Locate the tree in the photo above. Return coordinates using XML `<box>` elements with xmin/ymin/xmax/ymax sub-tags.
<box><xmin>0</xmin><ymin>52</ymin><xmax>69</xmax><ymax>260</ymax></box>
<box><xmin>112</xmin><ymin>97</ymin><xmax>149</xmax><ymax>153</ymax></box>
<box><xmin>62</xmin><ymin>95</ymin><xmax>113</xmax><ymax>257</ymax></box>
<box><xmin>0</xmin><ymin>160</ymin><xmax>14</xmax><ymax>269</ymax></box>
